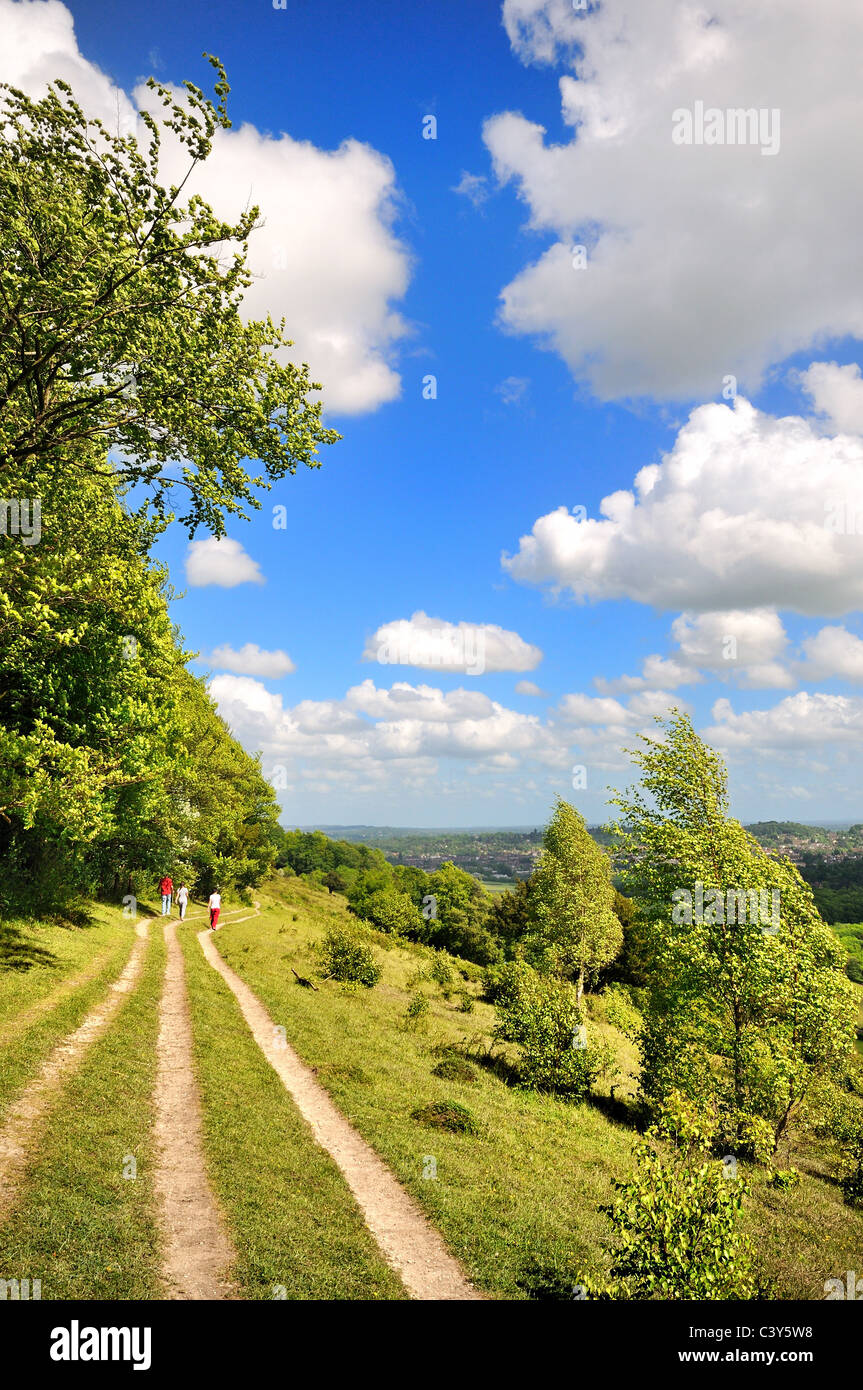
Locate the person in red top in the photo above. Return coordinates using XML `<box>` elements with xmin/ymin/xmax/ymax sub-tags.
<box><xmin>159</xmin><ymin>875</ymin><xmax>173</xmax><ymax>917</ymax></box>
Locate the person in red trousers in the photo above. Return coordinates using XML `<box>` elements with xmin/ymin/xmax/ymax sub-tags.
<box><xmin>208</xmin><ymin>888</ymin><xmax>221</xmax><ymax>930</ymax></box>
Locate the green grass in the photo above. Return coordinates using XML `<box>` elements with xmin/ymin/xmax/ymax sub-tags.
<box><xmin>177</xmin><ymin>920</ymin><xmax>407</xmax><ymax>1300</ymax></box>
<box><xmin>0</xmin><ymin>908</ymin><xmax>139</xmax><ymax>1125</ymax></box>
<box><xmin>0</xmin><ymin>917</ymin><xmax>167</xmax><ymax>1299</ymax></box>
<box><xmin>215</xmin><ymin>876</ymin><xmax>863</xmax><ymax>1301</ymax></box>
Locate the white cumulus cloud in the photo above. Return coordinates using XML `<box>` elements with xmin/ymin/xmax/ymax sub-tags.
<box><xmin>503</xmin><ymin>391</ymin><xmax>863</xmax><ymax>617</ymax></box>
<box><xmin>186</xmin><ymin>537</ymin><xmax>264</xmax><ymax>588</ymax></box>
<box><xmin>208</xmin><ymin>643</ymin><xmax>295</xmax><ymax>677</ymax></box>
<box><xmin>362</xmin><ymin>611</ymin><xmax>543</xmax><ymax>676</ymax></box>
<box><xmin>486</xmin><ymin>0</ymin><xmax>863</xmax><ymax>401</ymax></box>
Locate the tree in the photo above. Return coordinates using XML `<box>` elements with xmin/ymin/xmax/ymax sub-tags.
<box><xmin>486</xmin><ymin>876</ymin><xmax>533</xmax><ymax>957</ymax></box>
<box><xmin>612</xmin><ymin>711</ymin><xmax>857</xmax><ymax>1156</ymax></box>
<box><xmin>423</xmin><ymin>861</ymin><xmax>500</xmax><ymax>964</ymax></box>
<box><xmin>0</xmin><ymin>59</ymin><xmax>339</xmax><ymax>534</ymax></box>
<box><xmin>323</xmin><ymin>870</ymin><xmax>347</xmax><ymax>896</ymax></box>
<box><xmin>527</xmin><ymin>799</ymin><xmax>622</xmax><ymax>1000</ymax></box>
<box><xmin>356</xmin><ymin>886</ymin><xmax>421</xmax><ymax>935</ymax></box>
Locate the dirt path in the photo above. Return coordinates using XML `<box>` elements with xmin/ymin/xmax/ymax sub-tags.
<box><xmin>0</xmin><ymin>918</ymin><xmax>150</xmax><ymax>1222</ymax></box>
<box><xmin>198</xmin><ymin>922</ymin><xmax>481</xmax><ymax>1301</ymax></box>
<box><xmin>152</xmin><ymin>918</ymin><xmax>236</xmax><ymax>1300</ymax></box>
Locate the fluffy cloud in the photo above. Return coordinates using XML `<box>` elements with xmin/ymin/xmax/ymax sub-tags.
<box><xmin>503</xmin><ymin>392</ymin><xmax>863</xmax><ymax>616</ymax></box>
<box><xmin>485</xmin><ymin>0</ymin><xmax>863</xmax><ymax>400</ymax></box>
<box><xmin>185</xmin><ymin>537</ymin><xmax>265</xmax><ymax>588</ymax></box>
<box><xmin>706</xmin><ymin>691</ymin><xmax>863</xmax><ymax>750</ymax></box>
<box><xmin>362</xmin><ymin>612</ymin><xmax>543</xmax><ymax>676</ymax></box>
<box><xmin>210</xmin><ymin>674</ymin><xmax>553</xmax><ymax>769</ymax></box>
<box><xmin>208</xmin><ymin>643</ymin><xmax>295</xmax><ymax>677</ymax></box>
<box><xmin>800</xmin><ymin>362</ymin><xmax>863</xmax><ymax>436</ymax></box>
<box><xmin>515</xmin><ymin>679</ymin><xmax>546</xmax><ymax>696</ymax></box>
<box><xmin>799</xmin><ymin>626</ymin><xmax>863</xmax><ymax>683</ymax></box>
<box><xmin>0</xmin><ymin>0</ymin><xmax>411</xmax><ymax>415</ymax></box>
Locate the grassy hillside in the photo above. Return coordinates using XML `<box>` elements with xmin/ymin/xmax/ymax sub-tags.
<box><xmin>214</xmin><ymin>875</ymin><xmax>863</xmax><ymax>1300</ymax></box>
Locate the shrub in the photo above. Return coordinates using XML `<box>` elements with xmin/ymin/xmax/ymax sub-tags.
<box><xmin>430</xmin><ymin>952</ymin><xmax>455</xmax><ymax>994</ymax></box>
<box><xmin>603</xmin><ymin>1097</ymin><xmax>759</xmax><ymax>1300</ymax></box>
<box><xmin>767</xmin><ymin>1168</ymin><xmax>800</xmax><ymax>1190</ymax></box>
<box><xmin>457</xmin><ymin>990</ymin><xmax>475</xmax><ymax>1014</ymax></box>
<box><xmin>411</xmin><ymin>1100</ymin><xmax>479</xmax><ymax>1134</ymax></box>
<box><xmin>402</xmin><ymin>990</ymin><xmax>430</xmax><ymax>1031</ymax></box>
<box><xmin>432</xmin><ymin>1054</ymin><xmax>477</xmax><ymax>1084</ymax></box>
<box><xmin>601</xmin><ymin>983</ymin><xmax>643</xmax><ymax>1040</ymax></box>
<box><xmin>493</xmin><ymin>960</ymin><xmax>612</xmax><ymax>1100</ymax></box>
<box><xmin>319</xmin><ymin>927</ymin><xmax>381</xmax><ymax>988</ymax></box>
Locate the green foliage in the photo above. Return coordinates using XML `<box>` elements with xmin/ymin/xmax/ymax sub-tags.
<box><xmin>485</xmin><ymin>877</ymin><xmax>533</xmax><ymax>956</ymax></box>
<box><xmin>493</xmin><ymin>960</ymin><xmax>613</xmax><ymax>1100</ymax></box>
<box><xmin>767</xmin><ymin>1168</ymin><xmax>801</xmax><ymax>1191</ymax></box>
<box><xmin>600</xmin><ymin>984</ymin><xmax>643</xmax><ymax>1041</ymax></box>
<box><xmin>422</xmin><ymin>861</ymin><xmax>501</xmax><ymax>965</ymax></box>
<box><xmin>527</xmin><ymin>799</ymin><xmax>622</xmax><ymax>994</ymax></box>
<box><xmin>319</xmin><ymin>928</ymin><xmax>381</xmax><ymax>989</ymax></box>
<box><xmin>402</xmin><ymin>990</ymin><xmax>430</xmax><ymax>1031</ymax></box>
<box><xmin>356</xmin><ymin>887</ymin><xmax>422</xmax><ymax>936</ymax></box>
<box><xmin>429</xmin><ymin>952</ymin><xmax>455</xmax><ymax>993</ymax></box>
<box><xmin>613</xmin><ymin>712</ymin><xmax>857</xmax><ymax>1158</ymax></box>
<box><xmin>603</xmin><ymin>1097</ymin><xmax>759</xmax><ymax>1300</ymax></box>
<box><xmin>0</xmin><ymin>62</ymin><xmax>338</xmax><ymax>534</ymax></box>
<box><xmin>410</xmin><ymin>1101</ymin><xmax>479</xmax><ymax>1135</ymax></box>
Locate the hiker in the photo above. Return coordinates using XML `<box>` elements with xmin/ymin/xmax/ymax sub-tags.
<box><xmin>177</xmin><ymin>883</ymin><xmax>189</xmax><ymax>920</ymax></box>
<box><xmin>159</xmin><ymin>874</ymin><xmax>173</xmax><ymax>916</ymax></box>
<box><xmin>208</xmin><ymin>888</ymin><xmax>221</xmax><ymax>931</ymax></box>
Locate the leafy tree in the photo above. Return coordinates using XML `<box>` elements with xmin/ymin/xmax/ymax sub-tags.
<box><xmin>323</xmin><ymin>870</ymin><xmax>347</xmax><ymax>896</ymax></box>
<box><xmin>485</xmin><ymin>876</ymin><xmax>533</xmax><ymax>956</ymax></box>
<box><xmin>0</xmin><ymin>60</ymin><xmax>338</xmax><ymax>533</ymax></box>
<box><xmin>392</xmin><ymin>863</ymin><xmax>432</xmax><ymax>906</ymax></box>
<box><xmin>612</xmin><ymin>711</ymin><xmax>857</xmax><ymax>1156</ymax></box>
<box><xmin>356</xmin><ymin>886</ymin><xmax>421</xmax><ymax>936</ymax></box>
<box><xmin>423</xmin><ymin>861</ymin><xmax>500</xmax><ymax>964</ymax></box>
<box><xmin>527</xmin><ymin>799</ymin><xmax>622</xmax><ymax>999</ymax></box>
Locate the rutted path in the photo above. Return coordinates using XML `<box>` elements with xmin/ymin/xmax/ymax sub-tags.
<box><xmin>0</xmin><ymin>917</ymin><xmax>150</xmax><ymax>1221</ymax></box>
<box><xmin>152</xmin><ymin>915</ymin><xmax>237</xmax><ymax>1300</ymax></box>
<box><xmin>197</xmin><ymin>913</ymin><xmax>481</xmax><ymax>1302</ymax></box>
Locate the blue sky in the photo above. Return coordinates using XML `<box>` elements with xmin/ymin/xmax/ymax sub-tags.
<box><xmin>5</xmin><ymin>0</ymin><xmax>863</xmax><ymax>826</ymax></box>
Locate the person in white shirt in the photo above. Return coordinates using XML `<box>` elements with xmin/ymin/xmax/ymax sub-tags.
<box><xmin>208</xmin><ymin>889</ymin><xmax>221</xmax><ymax>930</ymax></box>
<box><xmin>177</xmin><ymin>884</ymin><xmax>189</xmax><ymax>920</ymax></box>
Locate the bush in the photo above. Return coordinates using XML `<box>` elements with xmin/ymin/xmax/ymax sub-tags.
<box><xmin>601</xmin><ymin>983</ymin><xmax>643</xmax><ymax>1040</ymax></box>
<box><xmin>411</xmin><ymin>1101</ymin><xmax>479</xmax><ymax>1134</ymax></box>
<box><xmin>402</xmin><ymin>990</ymin><xmax>430</xmax><ymax>1031</ymax></box>
<box><xmin>493</xmin><ymin>960</ymin><xmax>612</xmax><ymax>1100</ymax></box>
<box><xmin>457</xmin><ymin>990</ymin><xmax>475</xmax><ymax>1014</ymax></box>
<box><xmin>319</xmin><ymin>927</ymin><xmax>381</xmax><ymax>988</ymax></box>
<box><xmin>767</xmin><ymin>1168</ymin><xmax>800</xmax><ymax>1191</ymax></box>
<box><xmin>603</xmin><ymin>1097</ymin><xmax>759</xmax><ymax>1300</ymax></box>
<box><xmin>430</xmin><ymin>952</ymin><xmax>455</xmax><ymax>994</ymax></box>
